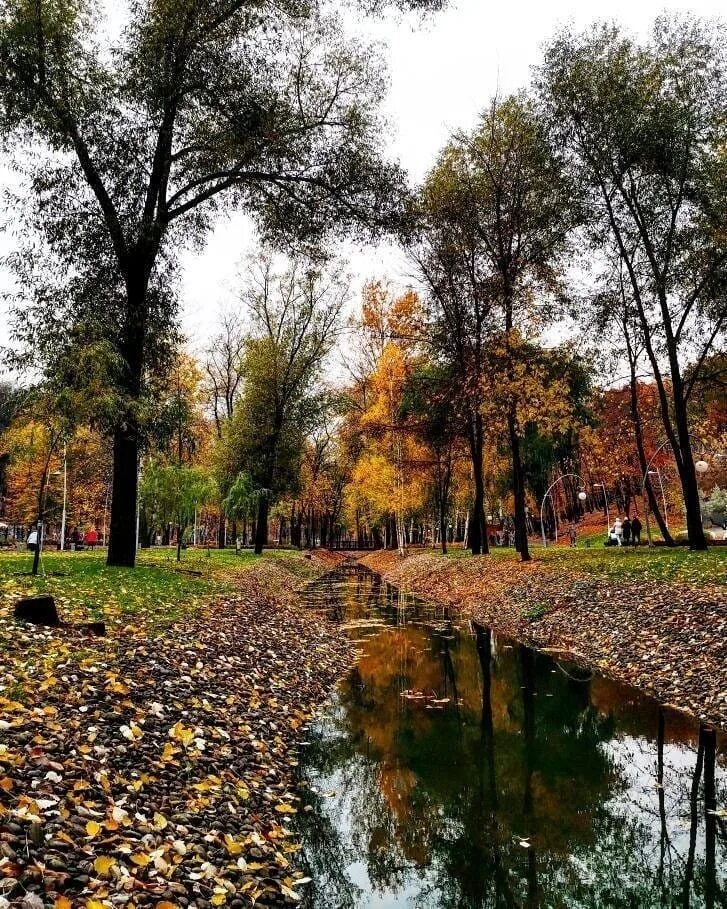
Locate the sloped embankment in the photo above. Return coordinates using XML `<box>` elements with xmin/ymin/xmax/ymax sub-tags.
<box><xmin>357</xmin><ymin>549</ymin><xmax>727</xmax><ymax>730</ymax></box>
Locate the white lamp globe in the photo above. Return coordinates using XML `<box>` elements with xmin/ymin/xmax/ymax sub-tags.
<box><xmin>695</xmin><ymin>459</ymin><xmax>709</xmax><ymax>474</ymax></box>
<box><xmin>578</xmin><ymin>491</ymin><xmax>587</xmax><ymax>502</ymax></box>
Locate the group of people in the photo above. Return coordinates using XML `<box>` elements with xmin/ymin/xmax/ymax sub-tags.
<box><xmin>25</xmin><ymin>525</ymin><xmax>99</xmax><ymax>553</ymax></box>
<box><xmin>607</xmin><ymin>514</ymin><xmax>642</xmax><ymax>546</ymax></box>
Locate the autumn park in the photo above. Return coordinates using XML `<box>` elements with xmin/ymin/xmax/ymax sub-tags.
<box><xmin>0</xmin><ymin>0</ymin><xmax>725</xmax><ymax>907</ymax></box>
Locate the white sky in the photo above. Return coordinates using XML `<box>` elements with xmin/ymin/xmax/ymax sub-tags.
<box><xmin>2</xmin><ymin>0</ymin><xmax>726</xmax><ymax>364</ymax></box>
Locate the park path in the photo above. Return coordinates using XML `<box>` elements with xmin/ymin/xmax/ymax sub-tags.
<box><xmin>0</xmin><ymin>559</ymin><xmax>351</xmax><ymax>908</ymax></box>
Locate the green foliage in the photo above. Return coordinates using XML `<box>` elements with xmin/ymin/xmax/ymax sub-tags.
<box><xmin>705</xmin><ymin>486</ymin><xmax>727</xmax><ymax>518</ymax></box>
<box><xmin>223</xmin><ymin>256</ymin><xmax>345</xmax><ymax>506</ymax></box>
<box><xmin>223</xmin><ymin>471</ymin><xmax>256</xmax><ymax>521</ymax></box>
<box><xmin>140</xmin><ymin>460</ymin><xmax>217</xmax><ymax>533</ymax></box>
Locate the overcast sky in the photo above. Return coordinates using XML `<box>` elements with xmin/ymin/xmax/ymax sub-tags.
<box><xmin>2</xmin><ymin>0</ymin><xmax>725</xmax><ymax>362</ymax></box>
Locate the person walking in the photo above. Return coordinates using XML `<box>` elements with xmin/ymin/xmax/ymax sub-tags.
<box><xmin>26</xmin><ymin>528</ymin><xmax>38</xmax><ymax>553</ymax></box>
<box><xmin>613</xmin><ymin>516</ymin><xmax>623</xmax><ymax>546</ymax></box>
<box><xmin>568</xmin><ymin>524</ymin><xmax>577</xmax><ymax>547</ymax></box>
<box><xmin>622</xmin><ymin>516</ymin><xmax>632</xmax><ymax>545</ymax></box>
<box><xmin>631</xmin><ymin>515</ymin><xmax>642</xmax><ymax>546</ymax></box>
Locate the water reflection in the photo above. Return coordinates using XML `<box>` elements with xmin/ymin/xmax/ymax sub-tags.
<box><xmin>298</xmin><ymin>563</ymin><xmax>726</xmax><ymax>908</ymax></box>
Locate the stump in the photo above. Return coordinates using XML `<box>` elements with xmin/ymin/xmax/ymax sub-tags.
<box><xmin>14</xmin><ymin>595</ymin><xmax>60</xmax><ymax>626</ymax></box>
<box><xmin>84</xmin><ymin>621</ymin><xmax>106</xmax><ymax>636</ymax></box>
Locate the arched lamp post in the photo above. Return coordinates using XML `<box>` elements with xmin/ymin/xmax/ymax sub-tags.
<box><xmin>642</xmin><ymin>437</ymin><xmax>709</xmax><ymax>546</ymax></box>
<box><xmin>592</xmin><ymin>480</ymin><xmax>610</xmax><ymax>536</ymax></box>
<box><xmin>540</xmin><ymin>474</ymin><xmax>588</xmax><ymax>548</ymax></box>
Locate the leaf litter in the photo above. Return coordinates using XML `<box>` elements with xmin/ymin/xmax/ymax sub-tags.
<box><xmin>0</xmin><ymin>557</ymin><xmax>351</xmax><ymax>907</ymax></box>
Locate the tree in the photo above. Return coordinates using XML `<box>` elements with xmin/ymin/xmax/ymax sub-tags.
<box><xmin>0</xmin><ymin>0</ymin><xmax>442</xmax><ymax>567</ymax></box>
<box><xmin>539</xmin><ymin>16</ymin><xmax>727</xmax><ymax>549</ymax></box>
<box><xmin>593</xmin><ymin>267</ymin><xmax>674</xmax><ymax>542</ymax></box>
<box><xmin>227</xmin><ymin>255</ymin><xmax>346</xmax><ymax>554</ymax></box>
<box><xmin>401</xmin><ymin>362</ymin><xmax>463</xmax><ymax>553</ymax></box>
<box><xmin>413</xmin><ymin>164</ymin><xmax>493</xmax><ymax>554</ymax></box>
<box><xmin>140</xmin><ymin>460</ymin><xmax>216</xmax><ymax>561</ymax></box>
<box><xmin>429</xmin><ymin>96</ymin><xmax>575</xmax><ymax>560</ymax></box>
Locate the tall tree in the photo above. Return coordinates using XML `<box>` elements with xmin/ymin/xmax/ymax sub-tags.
<box><xmin>413</xmin><ymin>166</ymin><xmax>493</xmax><ymax>555</ymax></box>
<box><xmin>435</xmin><ymin>96</ymin><xmax>574</xmax><ymax>560</ymax></box>
<box><xmin>539</xmin><ymin>16</ymin><xmax>727</xmax><ymax>549</ymax></box>
<box><xmin>204</xmin><ymin>313</ymin><xmax>245</xmax><ymax>547</ymax></box>
<box><xmin>228</xmin><ymin>255</ymin><xmax>346</xmax><ymax>554</ymax></box>
<box><xmin>0</xmin><ymin>0</ymin><xmax>441</xmax><ymax>566</ymax></box>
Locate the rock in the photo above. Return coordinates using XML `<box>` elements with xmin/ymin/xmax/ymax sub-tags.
<box><xmin>13</xmin><ymin>595</ymin><xmax>60</xmax><ymax>626</ymax></box>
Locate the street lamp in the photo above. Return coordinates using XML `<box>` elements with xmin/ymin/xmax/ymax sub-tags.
<box><xmin>593</xmin><ymin>481</ymin><xmax>611</xmax><ymax>534</ymax></box>
<box><xmin>648</xmin><ymin>469</ymin><xmax>668</xmax><ymax>530</ymax></box>
<box><xmin>642</xmin><ymin>436</ymin><xmax>708</xmax><ymax>546</ymax></box>
<box><xmin>50</xmin><ymin>443</ymin><xmax>68</xmax><ymax>551</ymax></box>
<box><xmin>540</xmin><ymin>474</ymin><xmax>588</xmax><ymax>547</ymax></box>
<box><xmin>59</xmin><ymin>444</ymin><xmax>67</xmax><ymax>550</ymax></box>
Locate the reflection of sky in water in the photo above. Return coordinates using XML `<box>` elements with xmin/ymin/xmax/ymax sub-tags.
<box><xmin>298</xmin><ymin>564</ymin><xmax>726</xmax><ymax>909</ymax></box>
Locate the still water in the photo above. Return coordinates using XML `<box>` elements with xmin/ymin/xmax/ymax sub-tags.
<box><xmin>297</xmin><ymin>562</ymin><xmax>726</xmax><ymax>909</ymax></box>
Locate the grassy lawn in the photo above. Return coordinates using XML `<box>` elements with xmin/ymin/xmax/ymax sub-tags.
<box><xmin>0</xmin><ymin>546</ymin><xmax>309</xmax><ymax>631</ymax></box>
<box><xmin>442</xmin><ymin>540</ymin><xmax>727</xmax><ymax>587</ymax></box>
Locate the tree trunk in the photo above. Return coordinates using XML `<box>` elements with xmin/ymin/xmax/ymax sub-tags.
<box><xmin>628</xmin><ymin>368</ymin><xmax>673</xmax><ymax>545</ymax></box>
<box><xmin>703</xmin><ymin>725</ymin><xmax>717</xmax><ymax>909</ymax></box>
<box><xmin>467</xmin><ymin>411</ymin><xmax>489</xmax><ymax>555</ymax></box>
<box><xmin>108</xmin><ymin>268</ymin><xmax>148</xmax><ymax>568</ymax></box>
<box><xmin>508</xmin><ymin>408</ymin><xmax>530</xmax><ymax>562</ymax></box>
<box><xmin>217</xmin><ymin>512</ymin><xmax>226</xmax><ymax>549</ymax></box>
<box><xmin>139</xmin><ymin>510</ymin><xmax>150</xmax><ymax>549</ymax></box>
<box><xmin>107</xmin><ymin>422</ymin><xmax>139</xmax><ymax>567</ymax></box>
<box><xmin>254</xmin><ymin>495</ymin><xmax>268</xmax><ymax>555</ymax></box>
<box><xmin>674</xmin><ymin>400</ymin><xmax>707</xmax><ymax>550</ymax></box>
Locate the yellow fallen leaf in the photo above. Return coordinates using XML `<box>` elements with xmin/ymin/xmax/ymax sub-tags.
<box><xmin>94</xmin><ymin>855</ymin><xmax>115</xmax><ymax>875</ymax></box>
<box><xmin>86</xmin><ymin>820</ymin><xmax>101</xmax><ymax>837</ymax></box>
<box><xmin>274</xmin><ymin>803</ymin><xmax>297</xmax><ymax>814</ymax></box>
<box><xmin>55</xmin><ymin>899</ymin><xmax>72</xmax><ymax>909</ymax></box>
<box><xmin>131</xmin><ymin>852</ymin><xmax>151</xmax><ymax>867</ymax></box>
<box><xmin>223</xmin><ymin>833</ymin><xmax>242</xmax><ymax>855</ymax></box>
<box><xmin>153</xmin><ymin>811</ymin><xmax>168</xmax><ymax>830</ymax></box>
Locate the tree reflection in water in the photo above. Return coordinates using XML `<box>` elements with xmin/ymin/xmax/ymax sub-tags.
<box><xmin>297</xmin><ymin>564</ymin><xmax>726</xmax><ymax>908</ymax></box>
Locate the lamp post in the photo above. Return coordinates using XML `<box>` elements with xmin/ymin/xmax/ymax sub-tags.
<box><xmin>642</xmin><ymin>436</ymin><xmax>708</xmax><ymax>546</ymax></box>
<box><xmin>540</xmin><ymin>474</ymin><xmax>588</xmax><ymax>548</ymax></box>
<box><xmin>592</xmin><ymin>481</ymin><xmax>610</xmax><ymax>535</ymax></box>
<box><xmin>59</xmin><ymin>444</ymin><xmax>67</xmax><ymax>551</ymax></box>
<box><xmin>648</xmin><ymin>469</ymin><xmax>668</xmax><ymax>530</ymax></box>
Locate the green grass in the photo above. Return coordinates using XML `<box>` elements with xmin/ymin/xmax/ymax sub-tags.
<box><xmin>441</xmin><ymin>539</ymin><xmax>727</xmax><ymax>587</ymax></box>
<box><xmin>0</xmin><ymin>546</ymin><xmax>307</xmax><ymax>632</ymax></box>
<box><xmin>539</xmin><ymin>542</ymin><xmax>727</xmax><ymax>586</ymax></box>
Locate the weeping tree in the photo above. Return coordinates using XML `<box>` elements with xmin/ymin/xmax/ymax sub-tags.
<box><xmin>539</xmin><ymin>16</ymin><xmax>727</xmax><ymax>550</ymax></box>
<box><xmin>227</xmin><ymin>255</ymin><xmax>346</xmax><ymax>555</ymax></box>
<box><xmin>0</xmin><ymin>0</ymin><xmax>442</xmax><ymax>567</ymax></box>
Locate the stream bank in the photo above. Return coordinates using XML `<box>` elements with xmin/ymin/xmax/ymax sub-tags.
<box><xmin>356</xmin><ymin>549</ymin><xmax>727</xmax><ymax>731</ymax></box>
<box><xmin>0</xmin><ymin>550</ymin><xmax>352</xmax><ymax>908</ymax></box>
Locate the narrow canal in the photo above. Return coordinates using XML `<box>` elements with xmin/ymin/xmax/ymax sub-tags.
<box><xmin>297</xmin><ymin>562</ymin><xmax>726</xmax><ymax>909</ymax></box>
